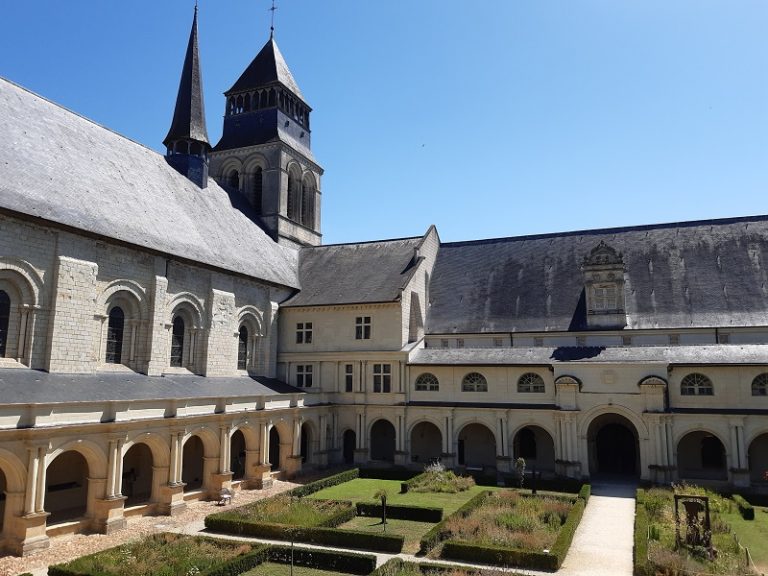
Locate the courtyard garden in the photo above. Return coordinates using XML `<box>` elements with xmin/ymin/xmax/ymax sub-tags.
<box><xmin>634</xmin><ymin>484</ymin><xmax>765</xmax><ymax>575</ymax></box>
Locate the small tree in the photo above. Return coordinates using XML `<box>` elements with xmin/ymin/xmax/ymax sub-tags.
<box><xmin>515</xmin><ymin>457</ymin><xmax>526</xmax><ymax>489</ymax></box>
<box><xmin>374</xmin><ymin>488</ymin><xmax>388</xmax><ymax>531</ymax></box>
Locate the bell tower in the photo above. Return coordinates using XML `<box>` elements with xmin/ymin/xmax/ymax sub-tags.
<box><xmin>210</xmin><ymin>33</ymin><xmax>323</xmax><ymax>248</ymax></box>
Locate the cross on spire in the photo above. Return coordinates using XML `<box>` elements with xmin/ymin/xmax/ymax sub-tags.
<box><xmin>269</xmin><ymin>0</ymin><xmax>277</xmax><ymax>38</ymax></box>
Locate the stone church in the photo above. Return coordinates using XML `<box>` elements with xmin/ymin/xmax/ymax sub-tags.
<box><xmin>0</xmin><ymin>7</ymin><xmax>767</xmax><ymax>557</ymax></box>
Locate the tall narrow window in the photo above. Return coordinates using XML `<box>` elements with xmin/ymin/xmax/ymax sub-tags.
<box><xmin>287</xmin><ymin>173</ymin><xmax>299</xmax><ymax>220</ymax></box>
<box><xmin>253</xmin><ymin>167</ymin><xmax>263</xmax><ymax>215</ymax></box>
<box><xmin>238</xmin><ymin>326</ymin><xmax>249</xmax><ymax>370</ymax></box>
<box><xmin>296</xmin><ymin>322</ymin><xmax>313</xmax><ymax>344</ymax></box>
<box><xmin>301</xmin><ymin>180</ymin><xmax>315</xmax><ymax>228</ymax></box>
<box><xmin>170</xmin><ymin>316</ymin><xmax>185</xmax><ymax>367</ymax></box>
<box><xmin>373</xmin><ymin>364</ymin><xmax>391</xmax><ymax>393</ymax></box>
<box><xmin>345</xmin><ymin>364</ymin><xmax>354</xmax><ymax>392</ymax></box>
<box><xmin>0</xmin><ymin>290</ymin><xmax>9</xmax><ymax>357</ymax></box>
<box><xmin>105</xmin><ymin>306</ymin><xmax>125</xmax><ymax>364</ymax></box>
<box><xmin>355</xmin><ymin>316</ymin><xmax>371</xmax><ymax>340</ymax></box>
<box><xmin>296</xmin><ymin>365</ymin><xmax>313</xmax><ymax>387</ymax></box>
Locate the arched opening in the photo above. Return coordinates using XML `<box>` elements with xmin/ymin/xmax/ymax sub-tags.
<box><xmin>410</xmin><ymin>422</ymin><xmax>442</xmax><ymax>465</ymax></box>
<box><xmin>253</xmin><ymin>167</ymin><xmax>263</xmax><ymax>215</ymax></box>
<box><xmin>230</xmin><ymin>430</ymin><xmax>246</xmax><ymax>481</ymax></box>
<box><xmin>182</xmin><ymin>436</ymin><xmax>205</xmax><ymax>491</ymax></box>
<box><xmin>228</xmin><ymin>170</ymin><xmax>240</xmax><ymax>190</ymax></box>
<box><xmin>237</xmin><ymin>326</ymin><xmax>248</xmax><ymax>370</ymax></box>
<box><xmin>370</xmin><ymin>420</ymin><xmax>396</xmax><ymax>462</ymax></box>
<box><xmin>587</xmin><ymin>414</ymin><xmax>640</xmax><ymax>477</ymax></box>
<box><xmin>170</xmin><ymin>316</ymin><xmax>185</xmax><ymax>367</ymax></box>
<box><xmin>678</xmin><ymin>431</ymin><xmax>727</xmax><ymax>481</ymax></box>
<box><xmin>343</xmin><ymin>430</ymin><xmax>356</xmax><ymax>464</ymax></box>
<box><xmin>457</xmin><ymin>423</ymin><xmax>496</xmax><ymax>470</ymax></box>
<box><xmin>748</xmin><ymin>433</ymin><xmax>768</xmax><ymax>484</ymax></box>
<box><xmin>269</xmin><ymin>426</ymin><xmax>281</xmax><ymax>471</ymax></box>
<box><xmin>0</xmin><ymin>467</ymin><xmax>6</xmax><ymax>536</ymax></box>
<box><xmin>300</xmin><ymin>422</ymin><xmax>311</xmax><ymax>464</ymax></box>
<box><xmin>513</xmin><ymin>426</ymin><xmax>556</xmax><ymax>473</ymax></box>
<box><xmin>45</xmin><ymin>451</ymin><xmax>89</xmax><ymax>524</ymax></box>
<box><xmin>122</xmin><ymin>443</ymin><xmax>153</xmax><ymax>506</ymax></box>
<box><xmin>287</xmin><ymin>171</ymin><xmax>300</xmax><ymax>221</ymax></box>
<box><xmin>105</xmin><ymin>306</ymin><xmax>124</xmax><ymax>364</ymax></box>
<box><xmin>301</xmin><ymin>175</ymin><xmax>315</xmax><ymax>228</ymax></box>
<box><xmin>0</xmin><ymin>290</ymin><xmax>9</xmax><ymax>357</ymax></box>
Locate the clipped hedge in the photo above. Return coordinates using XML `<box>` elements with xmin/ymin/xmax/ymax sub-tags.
<box><xmin>291</xmin><ymin>467</ymin><xmax>360</xmax><ymax>497</ymax></box>
<box><xmin>266</xmin><ymin>544</ymin><xmax>376</xmax><ymax>575</ymax></box>
<box><xmin>356</xmin><ymin>501</ymin><xmax>443</xmax><ymax>522</ymax></box>
<box><xmin>732</xmin><ymin>494</ymin><xmax>755</xmax><ymax>520</ymax></box>
<box><xmin>633</xmin><ymin>489</ymin><xmax>651</xmax><ymax>576</ymax></box>
<box><xmin>439</xmin><ymin>484</ymin><xmax>590</xmax><ymax>571</ymax></box>
<box><xmin>418</xmin><ymin>490</ymin><xmax>492</xmax><ymax>554</ymax></box>
<box><xmin>401</xmin><ymin>471</ymin><xmax>428</xmax><ymax>493</ymax></box>
<box><xmin>205</xmin><ymin>515</ymin><xmax>404</xmax><ymax>553</ymax></box>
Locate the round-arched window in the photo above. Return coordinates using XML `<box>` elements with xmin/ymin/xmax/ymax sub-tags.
<box><xmin>752</xmin><ymin>373</ymin><xmax>768</xmax><ymax>397</ymax></box>
<box><xmin>462</xmin><ymin>372</ymin><xmax>487</xmax><ymax>392</ymax></box>
<box><xmin>415</xmin><ymin>373</ymin><xmax>439</xmax><ymax>392</ymax></box>
<box><xmin>238</xmin><ymin>326</ymin><xmax>249</xmax><ymax>370</ymax></box>
<box><xmin>170</xmin><ymin>316</ymin><xmax>185</xmax><ymax>367</ymax></box>
<box><xmin>105</xmin><ymin>306</ymin><xmax>125</xmax><ymax>364</ymax></box>
<box><xmin>518</xmin><ymin>372</ymin><xmax>545</xmax><ymax>393</ymax></box>
<box><xmin>681</xmin><ymin>373</ymin><xmax>713</xmax><ymax>396</ymax></box>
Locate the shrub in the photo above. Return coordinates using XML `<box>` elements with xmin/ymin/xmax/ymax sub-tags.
<box><xmin>406</xmin><ymin>469</ymin><xmax>476</xmax><ymax>494</ymax></box>
<box><xmin>578</xmin><ymin>484</ymin><xmax>591</xmax><ymax>502</ymax></box>
<box><xmin>356</xmin><ymin>502</ymin><xmax>443</xmax><ymax>522</ymax></box>
<box><xmin>732</xmin><ymin>494</ymin><xmax>755</xmax><ymax>520</ymax></box>
<box><xmin>290</xmin><ymin>468</ymin><xmax>360</xmax><ymax>497</ymax></box>
<box><xmin>418</xmin><ymin>490</ymin><xmax>492</xmax><ymax>554</ymax></box>
<box><xmin>266</xmin><ymin>545</ymin><xmax>377</xmax><ymax>575</ymax></box>
<box><xmin>442</xmin><ymin>540</ymin><xmax>559</xmax><ymax>571</ymax></box>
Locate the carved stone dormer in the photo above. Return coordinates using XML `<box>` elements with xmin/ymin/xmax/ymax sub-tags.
<box><xmin>582</xmin><ymin>241</ymin><xmax>627</xmax><ymax>329</ymax></box>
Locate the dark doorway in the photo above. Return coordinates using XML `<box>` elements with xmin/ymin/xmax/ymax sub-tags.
<box><xmin>122</xmin><ymin>443</ymin><xmax>153</xmax><ymax>505</ymax></box>
<box><xmin>269</xmin><ymin>426</ymin><xmax>281</xmax><ymax>470</ymax></box>
<box><xmin>182</xmin><ymin>436</ymin><xmax>204</xmax><ymax>491</ymax></box>
<box><xmin>588</xmin><ymin>414</ymin><xmax>640</xmax><ymax>478</ymax></box>
<box><xmin>300</xmin><ymin>423</ymin><xmax>311</xmax><ymax>464</ymax></box>
<box><xmin>45</xmin><ymin>451</ymin><xmax>89</xmax><ymax>524</ymax></box>
<box><xmin>230</xmin><ymin>430</ymin><xmax>246</xmax><ymax>481</ymax></box>
<box><xmin>370</xmin><ymin>420</ymin><xmax>396</xmax><ymax>461</ymax></box>
<box><xmin>343</xmin><ymin>430</ymin><xmax>356</xmax><ymax>464</ymax></box>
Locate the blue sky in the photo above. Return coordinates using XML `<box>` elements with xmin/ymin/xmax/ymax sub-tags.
<box><xmin>1</xmin><ymin>1</ymin><xmax>766</xmax><ymax>244</ymax></box>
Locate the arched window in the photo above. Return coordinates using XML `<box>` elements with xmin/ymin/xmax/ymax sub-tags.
<box><xmin>253</xmin><ymin>167</ymin><xmax>263</xmax><ymax>215</ymax></box>
<box><xmin>105</xmin><ymin>306</ymin><xmax>125</xmax><ymax>364</ymax></box>
<box><xmin>301</xmin><ymin>178</ymin><xmax>315</xmax><ymax>228</ymax></box>
<box><xmin>752</xmin><ymin>373</ymin><xmax>768</xmax><ymax>396</ymax></box>
<box><xmin>518</xmin><ymin>372</ymin><xmax>545</xmax><ymax>393</ymax></box>
<box><xmin>0</xmin><ymin>290</ymin><xmax>9</xmax><ymax>357</ymax></box>
<box><xmin>287</xmin><ymin>171</ymin><xmax>300</xmax><ymax>221</ymax></box>
<box><xmin>462</xmin><ymin>372</ymin><xmax>487</xmax><ymax>392</ymax></box>
<box><xmin>701</xmin><ymin>435</ymin><xmax>725</xmax><ymax>469</ymax></box>
<box><xmin>517</xmin><ymin>427</ymin><xmax>537</xmax><ymax>459</ymax></box>
<box><xmin>681</xmin><ymin>373</ymin><xmax>713</xmax><ymax>396</ymax></box>
<box><xmin>415</xmin><ymin>373</ymin><xmax>439</xmax><ymax>392</ymax></box>
<box><xmin>228</xmin><ymin>170</ymin><xmax>240</xmax><ymax>190</ymax></box>
<box><xmin>170</xmin><ymin>316</ymin><xmax>185</xmax><ymax>367</ymax></box>
<box><xmin>238</xmin><ymin>326</ymin><xmax>249</xmax><ymax>370</ymax></box>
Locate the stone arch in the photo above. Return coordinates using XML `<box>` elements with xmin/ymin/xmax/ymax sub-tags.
<box><xmin>300</xmin><ymin>172</ymin><xmax>317</xmax><ymax>228</ymax></box>
<box><xmin>243</xmin><ymin>153</ymin><xmax>269</xmax><ymax>173</ymax></box>
<box><xmin>0</xmin><ymin>258</ymin><xmax>43</xmax><ymax>306</ymax></box>
<box><xmin>121</xmin><ymin>443</ymin><xmax>154</xmax><ymax>505</ymax></box>
<box><xmin>167</xmin><ymin>293</ymin><xmax>205</xmax><ymax>328</ymax></box>
<box><xmin>578</xmin><ymin>404</ymin><xmax>649</xmax><ymax>439</ymax></box>
<box><xmin>286</xmin><ymin>162</ymin><xmax>302</xmax><ymax>221</ymax></box>
<box><xmin>0</xmin><ymin>448</ymin><xmax>26</xmax><ymax>494</ymax></box>
<box><xmin>47</xmin><ymin>439</ymin><xmax>108</xmax><ymax>479</ymax></box>
<box><xmin>747</xmin><ymin>432</ymin><xmax>768</xmax><ymax>484</ymax></box>
<box><xmin>230</xmin><ymin>429</ymin><xmax>247</xmax><ymax>481</ymax></box>
<box><xmin>369</xmin><ymin>419</ymin><xmax>397</xmax><ymax>462</ymax></box>
<box><xmin>237</xmin><ymin>308</ymin><xmax>264</xmax><ymax>373</ymax></box>
<box><xmin>123</xmin><ymin>432</ymin><xmax>170</xmax><ymax>468</ymax></box>
<box><xmin>267</xmin><ymin>420</ymin><xmax>292</xmax><ymax>472</ymax></box>
<box><xmin>300</xmin><ymin>420</ymin><xmax>318</xmax><ymax>465</ymax></box>
<box><xmin>512</xmin><ymin>425</ymin><xmax>556</xmax><ymax>473</ymax></box>
<box><xmin>410</xmin><ymin>420</ymin><xmax>442</xmax><ymax>466</ymax></box>
<box><xmin>0</xmin><ymin>260</ymin><xmax>43</xmax><ymax>362</ymax></box>
<box><xmin>586</xmin><ymin>412</ymin><xmax>640</xmax><ymax>477</ymax></box>
<box><xmin>456</xmin><ymin>422</ymin><xmax>497</xmax><ymax>470</ymax></box>
<box><xmin>45</xmin><ymin>449</ymin><xmax>94</xmax><ymax>524</ymax></box>
<box><xmin>97</xmin><ymin>280</ymin><xmax>148</xmax><ymax>320</ymax></box>
<box><xmin>168</xmin><ymin>294</ymin><xmax>205</xmax><ymax>370</ymax></box>
<box><xmin>97</xmin><ymin>281</ymin><xmax>148</xmax><ymax>368</ymax></box>
<box><xmin>677</xmin><ymin>430</ymin><xmax>728</xmax><ymax>481</ymax></box>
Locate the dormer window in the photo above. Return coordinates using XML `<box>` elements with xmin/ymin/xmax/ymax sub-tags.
<box><xmin>582</xmin><ymin>241</ymin><xmax>627</xmax><ymax>328</ymax></box>
<box><xmin>592</xmin><ymin>285</ymin><xmax>617</xmax><ymax>311</ymax></box>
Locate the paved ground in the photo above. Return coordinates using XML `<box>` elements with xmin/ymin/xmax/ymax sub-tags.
<box><xmin>2</xmin><ymin>480</ymin><xmax>637</xmax><ymax>576</ymax></box>
<box><xmin>558</xmin><ymin>482</ymin><xmax>636</xmax><ymax>576</ymax></box>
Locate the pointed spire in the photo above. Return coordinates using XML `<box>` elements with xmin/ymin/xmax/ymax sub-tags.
<box><xmin>163</xmin><ymin>4</ymin><xmax>210</xmax><ymax>147</ymax></box>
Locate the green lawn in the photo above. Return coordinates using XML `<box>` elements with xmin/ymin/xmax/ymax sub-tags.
<box><xmin>722</xmin><ymin>505</ymin><xmax>768</xmax><ymax>573</ymax></box>
<box><xmin>339</xmin><ymin>515</ymin><xmax>437</xmax><ymax>554</ymax></box>
<box><xmin>240</xmin><ymin>562</ymin><xmax>350</xmax><ymax>576</ymax></box>
<box><xmin>307</xmin><ymin>478</ymin><xmax>493</xmax><ymax>515</ymax></box>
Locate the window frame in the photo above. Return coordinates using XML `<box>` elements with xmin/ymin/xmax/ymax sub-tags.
<box><xmin>296</xmin><ymin>322</ymin><xmax>313</xmax><ymax>344</ymax></box>
<box><xmin>344</xmin><ymin>363</ymin><xmax>354</xmax><ymax>392</ymax></box>
<box><xmin>170</xmin><ymin>315</ymin><xmax>185</xmax><ymax>368</ymax></box>
<box><xmin>517</xmin><ymin>372</ymin><xmax>545</xmax><ymax>393</ymax></box>
<box><xmin>296</xmin><ymin>364</ymin><xmax>313</xmax><ymax>388</ymax></box>
<box><xmin>462</xmin><ymin>372</ymin><xmax>488</xmax><ymax>392</ymax></box>
<box><xmin>752</xmin><ymin>373</ymin><xmax>768</xmax><ymax>397</ymax></box>
<box><xmin>105</xmin><ymin>306</ymin><xmax>125</xmax><ymax>365</ymax></box>
<box><xmin>237</xmin><ymin>325</ymin><xmax>249</xmax><ymax>370</ymax></box>
<box><xmin>355</xmin><ymin>316</ymin><xmax>371</xmax><ymax>340</ymax></box>
<box><xmin>680</xmin><ymin>373</ymin><xmax>714</xmax><ymax>396</ymax></box>
<box><xmin>373</xmin><ymin>363</ymin><xmax>391</xmax><ymax>393</ymax></box>
<box><xmin>415</xmin><ymin>372</ymin><xmax>439</xmax><ymax>392</ymax></box>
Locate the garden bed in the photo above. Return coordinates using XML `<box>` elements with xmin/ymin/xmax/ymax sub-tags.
<box><xmin>635</xmin><ymin>485</ymin><xmax>757</xmax><ymax>576</ymax></box>
<box><xmin>371</xmin><ymin>558</ymin><xmax>523</xmax><ymax>575</ymax></box>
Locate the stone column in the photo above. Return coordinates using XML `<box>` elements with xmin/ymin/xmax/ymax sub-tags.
<box><xmin>729</xmin><ymin>419</ymin><xmax>750</xmax><ymax>487</ymax></box>
<box><xmin>394</xmin><ymin>413</ymin><xmax>409</xmax><ymax>466</ymax></box>
<box><xmin>284</xmin><ymin>417</ymin><xmax>303</xmax><ymax>478</ymax></box>
<box><xmin>158</xmin><ymin>432</ymin><xmax>186</xmax><ymax>516</ymax></box>
<box><xmin>209</xmin><ymin>425</ymin><xmax>234</xmax><ymax>496</ymax></box>
<box><xmin>354</xmin><ymin>410</ymin><xmax>368</xmax><ymax>463</ymax></box>
<box><xmin>496</xmin><ymin>414</ymin><xmax>511</xmax><ymax>474</ymax></box>
<box><xmin>12</xmin><ymin>445</ymin><xmax>50</xmax><ymax>556</ymax></box>
<box><xmin>145</xmin><ymin>260</ymin><xmax>169</xmax><ymax>376</ymax></box>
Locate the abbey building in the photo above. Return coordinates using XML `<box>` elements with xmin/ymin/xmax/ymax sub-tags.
<box><xmin>0</xmin><ymin>8</ymin><xmax>766</xmax><ymax>557</ymax></box>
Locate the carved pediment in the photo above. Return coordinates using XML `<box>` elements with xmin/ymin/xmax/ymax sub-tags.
<box><xmin>583</xmin><ymin>241</ymin><xmax>624</xmax><ymax>268</ymax></box>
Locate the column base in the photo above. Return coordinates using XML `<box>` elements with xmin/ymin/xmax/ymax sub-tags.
<box><xmin>284</xmin><ymin>455</ymin><xmax>303</xmax><ymax>479</ymax></box>
<box><xmin>92</xmin><ymin>496</ymin><xmax>128</xmax><ymax>534</ymax></box>
<box><xmin>394</xmin><ymin>450</ymin><xmax>410</xmax><ymax>467</ymax></box>
<box><xmin>6</xmin><ymin>512</ymin><xmax>50</xmax><ymax>557</ymax></box>
<box><xmin>496</xmin><ymin>456</ymin><xmax>512</xmax><ymax>474</ymax></box>
<box><xmin>730</xmin><ymin>468</ymin><xmax>751</xmax><ymax>488</ymax></box>
<box><xmin>246</xmin><ymin>464</ymin><xmax>274</xmax><ymax>489</ymax></box>
<box><xmin>157</xmin><ymin>483</ymin><xmax>187</xmax><ymax>516</ymax></box>
<box><xmin>353</xmin><ymin>448</ymin><xmax>368</xmax><ymax>465</ymax></box>
<box><xmin>439</xmin><ymin>453</ymin><xmax>456</xmax><ymax>469</ymax></box>
<box><xmin>208</xmin><ymin>472</ymin><xmax>233</xmax><ymax>500</ymax></box>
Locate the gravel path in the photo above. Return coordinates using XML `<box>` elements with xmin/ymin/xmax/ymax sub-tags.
<box><xmin>0</xmin><ymin>480</ymin><xmax>298</xmax><ymax>576</ymax></box>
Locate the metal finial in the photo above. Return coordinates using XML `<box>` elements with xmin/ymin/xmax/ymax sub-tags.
<box><xmin>269</xmin><ymin>0</ymin><xmax>277</xmax><ymax>38</ymax></box>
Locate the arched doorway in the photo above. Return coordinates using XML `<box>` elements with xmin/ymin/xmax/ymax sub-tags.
<box><xmin>46</xmin><ymin>451</ymin><xmax>89</xmax><ymax>524</ymax></box>
<box><xmin>0</xmin><ymin>467</ymin><xmax>6</xmax><ymax>536</ymax></box>
<box><xmin>458</xmin><ymin>423</ymin><xmax>496</xmax><ymax>470</ymax></box>
<box><xmin>343</xmin><ymin>430</ymin><xmax>356</xmax><ymax>464</ymax></box>
<box><xmin>410</xmin><ymin>422</ymin><xmax>442</xmax><ymax>465</ymax></box>
<box><xmin>587</xmin><ymin>414</ymin><xmax>640</xmax><ymax>477</ymax></box>
<box><xmin>300</xmin><ymin>423</ymin><xmax>311</xmax><ymax>464</ymax></box>
<box><xmin>677</xmin><ymin>431</ymin><xmax>727</xmax><ymax>481</ymax></box>
<box><xmin>182</xmin><ymin>436</ymin><xmax>205</xmax><ymax>491</ymax></box>
<box><xmin>513</xmin><ymin>426</ymin><xmax>556</xmax><ymax>473</ymax></box>
<box><xmin>230</xmin><ymin>430</ymin><xmax>246</xmax><ymax>481</ymax></box>
<box><xmin>269</xmin><ymin>426</ymin><xmax>281</xmax><ymax>471</ymax></box>
<box><xmin>370</xmin><ymin>420</ymin><xmax>396</xmax><ymax>462</ymax></box>
<box><xmin>122</xmin><ymin>443</ymin><xmax>153</xmax><ymax>505</ymax></box>
<box><xmin>749</xmin><ymin>433</ymin><xmax>768</xmax><ymax>484</ymax></box>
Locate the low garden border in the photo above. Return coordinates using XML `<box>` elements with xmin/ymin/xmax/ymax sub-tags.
<box><xmin>357</xmin><ymin>501</ymin><xmax>443</xmax><ymax>522</ymax></box>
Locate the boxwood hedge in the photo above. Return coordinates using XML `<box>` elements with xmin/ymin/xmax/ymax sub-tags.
<box><xmin>356</xmin><ymin>501</ymin><xmax>443</xmax><ymax>522</ymax></box>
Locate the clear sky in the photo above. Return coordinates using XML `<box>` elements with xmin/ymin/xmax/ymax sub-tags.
<box><xmin>1</xmin><ymin>1</ymin><xmax>766</xmax><ymax>245</ymax></box>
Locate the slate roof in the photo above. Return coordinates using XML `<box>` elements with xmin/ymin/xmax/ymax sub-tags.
<box><xmin>410</xmin><ymin>344</ymin><xmax>768</xmax><ymax>366</ymax></box>
<box><xmin>227</xmin><ymin>38</ymin><xmax>305</xmax><ymax>100</ymax></box>
<box><xmin>0</xmin><ymin>77</ymin><xmax>299</xmax><ymax>288</ymax></box>
<box><xmin>428</xmin><ymin>216</ymin><xmax>768</xmax><ymax>333</ymax></box>
<box><xmin>282</xmin><ymin>236</ymin><xmax>423</xmax><ymax>307</ymax></box>
<box><xmin>0</xmin><ymin>369</ymin><xmax>299</xmax><ymax>405</ymax></box>
<box><xmin>164</xmin><ymin>6</ymin><xmax>210</xmax><ymax>147</ymax></box>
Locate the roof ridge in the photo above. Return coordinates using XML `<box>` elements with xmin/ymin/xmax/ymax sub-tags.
<box><xmin>0</xmin><ymin>76</ymin><xmax>165</xmax><ymax>158</ymax></box>
<box><xmin>307</xmin><ymin>235</ymin><xmax>423</xmax><ymax>249</ymax></box>
<box><xmin>441</xmin><ymin>214</ymin><xmax>768</xmax><ymax>247</ymax></box>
